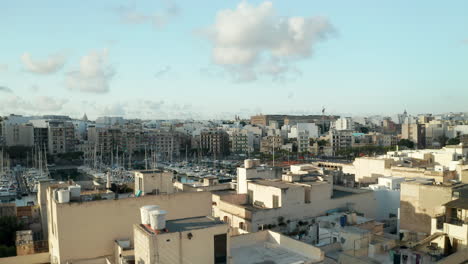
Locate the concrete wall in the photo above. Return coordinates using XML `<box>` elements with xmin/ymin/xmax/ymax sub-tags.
<box><xmin>230</xmin><ymin>230</ymin><xmax>324</xmax><ymax>263</ymax></box>
<box><xmin>247</xmin><ymin>183</ymin><xmax>283</xmax><ymax>208</ymax></box>
<box><xmin>237</xmin><ymin>167</ymin><xmax>281</xmax><ymax>194</ymax></box>
<box><xmin>48</xmin><ymin>191</ymin><xmax>212</xmax><ymax>264</ymax></box>
<box><xmin>353</xmin><ymin>158</ymin><xmax>392</xmax><ymax>183</ymax></box>
<box><xmin>400</xmin><ymin>182</ymin><xmax>454</xmax><ymax>235</ymax></box>
<box><xmin>249</xmin><ymin>190</ymin><xmax>377</xmax><ymax>232</ymax></box>
<box><xmin>0</xmin><ymin>252</ymin><xmax>49</xmax><ymax>264</ymax></box>
<box><xmin>268</xmin><ymin>231</ymin><xmax>324</xmax><ymax>261</ymax></box>
<box><xmin>135</xmin><ymin>223</ymin><xmax>230</xmax><ymax>264</ymax></box>
<box><xmin>135</xmin><ymin>171</ymin><xmax>174</xmax><ymax>195</ymax></box>
<box><xmin>373</xmin><ymin>189</ymin><xmax>400</xmax><ymax>221</ymax></box>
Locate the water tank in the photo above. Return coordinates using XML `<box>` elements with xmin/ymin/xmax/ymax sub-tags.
<box><xmin>149</xmin><ymin>210</ymin><xmax>167</xmax><ymax>230</ymax></box>
<box><xmin>244</xmin><ymin>159</ymin><xmax>254</xmax><ymax>169</ymax></box>
<box><xmin>57</xmin><ymin>190</ymin><xmax>70</xmax><ymax>203</ymax></box>
<box><xmin>340</xmin><ymin>215</ymin><xmax>347</xmax><ymax>227</ymax></box>
<box><xmin>252</xmin><ymin>159</ymin><xmax>261</xmax><ymax>167</ymax></box>
<box><xmin>140</xmin><ymin>205</ymin><xmax>160</xmax><ymax>225</ymax></box>
<box><xmin>68</xmin><ymin>185</ymin><xmax>81</xmax><ymax>199</ymax></box>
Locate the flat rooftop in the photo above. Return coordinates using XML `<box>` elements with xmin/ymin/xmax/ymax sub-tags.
<box><xmin>231</xmin><ymin>230</ymin><xmax>323</xmax><ymax>264</ymax></box>
<box><xmin>331</xmin><ymin>189</ymin><xmax>355</xmax><ymax>199</ymax></box>
<box><xmin>166</xmin><ymin>216</ymin><xmax>224</xmax><ymax>232</ymax></box>
<box><xmin>232</xmin><ymin>242</ymin><xmax>312</xmax><ymax>264</ymax></box>
<box><xmin>251</xmin><ymin>178</ymin><xmax>328</xmax><ymax>189</ymax></box>
<box><xmin>137</xmin><ymin>169</ymin><xmax>165</xmax><ymax>174</ymax></box>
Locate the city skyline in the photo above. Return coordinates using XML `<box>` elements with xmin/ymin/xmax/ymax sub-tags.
<box><xmin>1</xmin><ymin>0</ymin><xmax>467</xmax><ymax>119</ymax></box>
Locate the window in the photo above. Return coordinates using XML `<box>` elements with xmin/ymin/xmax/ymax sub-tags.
<box><xmin>272</xmin><ymin>195</ymin><xmax>279</xmax><ymax>208</ymax></box>
<box><xmin>247</xmin><ymin>190</ymin><xmax>253</xmax><ymax>204</ymax></box>
<box><xmin>214</xmin><ymin>234</ymin><xmax>227</xmax><ymax>264</ymax></box>
<box><xmin>304</xmin><ymin>189</ymin><xmax>311</xmax><ymax>204</ymax></box>
<box><xmin>239</xmin><ymin>222</ymin><xmax>245</xmax><ymax>230</ymax></box>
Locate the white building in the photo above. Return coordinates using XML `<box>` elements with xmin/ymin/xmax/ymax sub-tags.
<box><xmin>335</xmin><ymin>117</ymin><xmax>354</xmax><ymax>131</ymax></box>
<box><xmin>288</xmin><ymin>123</ymin><xmax>319</xmax><ymax>139</ymax></box>
<box><xmin>213</xmin><ymin>160</ymin><xmax>377</xmax><ymax>233</ymax></box>
<box><xmin>368</xmin><ymin>176</ymin><xmax>405</xmax><ymax>223</ymax></box>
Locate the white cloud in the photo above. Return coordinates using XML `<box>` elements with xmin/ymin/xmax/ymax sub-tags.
<box><xmin>65</xmin><ymin>49</ymin><xmax>115</xmax><ymax>93</ymax></box>
<box><xmin>30</xmin><ymin>85</ymin><xmax>39</xmax><ymax>92</ymax></box>
<box><xmin>20</xmin><ymin>52</ymin><xmax>66</xmax><ymax>74</ymax></box>
<box><xmin>203</xmin><ymin>1</ymin><xmax>333</xmax><ymax>82</ymax></box>
<box><xmin>34</xmin><ymin>96</ymin><xmax>68</xmax><ymax>112</ymax></box>
<box><xmin>0</xmin><ymin>86</ymin><xmax>12</xmax><ymax>93</ymax></box>
<box><xmin>101</xmin><ymin>103</ymin><xmax>127</xmax><ymax>116</ymax></box>
<box><xmin>116</xmin><ymin>0</ymin><xmax>180</xmax><ymax>28</ymax></box>
<box><xmin>0</xmin><ymin>95</ymin><xmax>67</xmax><ymax>114</ymax></box>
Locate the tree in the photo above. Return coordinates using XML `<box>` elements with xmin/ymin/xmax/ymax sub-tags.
<box><xmin>447</xmin><ymin>137</ymin><xmax>460</xmax><ymax>145</ymax></box>
<box><xmin>0</xmin><ymin>216</ymin><xmax>24</xmax><ymax>257</ymax></box>
<box><xmin>398</xmin><ymin>139</ymin><xmax>414</xmax><ymax>149</ymax></box>
<box><xmin>358</xmin><ymin>126</ymin><xmax>370</xmax><ymax>134</ymax></box>
<box><xmin>437</xmin><ymin>135</ymin><xmax>448</xmax><ymax>147</ymax></box>
<box><xmin>317</xmin><ymin>140</ymin><xmax>328</xmax><ymax>147</ymax></box>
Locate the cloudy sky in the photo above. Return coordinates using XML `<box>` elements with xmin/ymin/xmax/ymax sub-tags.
<box><xmin>1</xmin><ymin>0</ymin><xmax>467</xmax><ymax>120</ymax></box>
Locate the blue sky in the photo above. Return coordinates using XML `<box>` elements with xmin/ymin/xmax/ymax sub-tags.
<box><xmin>0</xmin><ymin>0</ymin><xmax>467</xmax><ymax>119</ymax></box>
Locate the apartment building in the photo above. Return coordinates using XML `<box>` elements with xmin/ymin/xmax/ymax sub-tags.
<box><xmin>329</xmin><ymin>129</ymin><xmax>353</xmax><ymax>155</ymax></box>
<box><xmin>86</xmin><ymin>126</ymin><xmax>181</xmax><ymax>159</ymax></box>
<box><xmin>401</xmin><ymin>123</ymin><xmax>426</xmax><ymax>148</ymax></box>
<box><xmin>46</xmin><ymin>183</ymin><xmax>212</xmax><ymax>263</ymax></box>
<box><xmin>297</xmin><ymin>131</ymin><xmax>310</xmax><ymax>153</ymax></box>
<box><xmin>5</xmin><ymin>123</ymin><xmax>34</xmax><ymax>147</ymax></box>
<box><xmin>213</xmin><ymin>160</ymin><xmax>377</xmax><ymax>233</ymax></box>
<box><xmin>399</xmin><ymin>181</ymin><xmax>468</xmax><ymax>236</ymax></box>
<box><xmin>334</xmin><ymin>117</ymin><xmax>354</xmax><ymax>131</ymax></box>
<box><xmin>229</xmin><ymin>130</ymin><xmax>253</xmax><ymax>154</ymax></box>
<box><xmin>260</xmin><ymin>135</ymin><xmax>283</xmax><ymax>154</ymax></box>
<box><xmin>46</xmin><ymin>121</ymin><xmax>76</xmax><ymax>154</ymax></box>
<box><xmin>200</xmin><ymin>130</ymin><xmax>230</xmax><ymax>157</ymax></box>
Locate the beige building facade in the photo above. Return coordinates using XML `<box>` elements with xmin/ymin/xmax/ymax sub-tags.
<box><xmin>46</xmin><ymin>186</ymin><xmax>212</xmax><ymax>264</ymax></box>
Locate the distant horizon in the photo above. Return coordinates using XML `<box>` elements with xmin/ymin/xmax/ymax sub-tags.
<box><xmin>2</xmin><ymin>110</ymin><xmax>468</xmax><ymax>122</ymax></box>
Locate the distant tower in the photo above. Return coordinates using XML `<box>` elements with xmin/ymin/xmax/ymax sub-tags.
<box><xmin>398</xmin><ymin>109</ymin><xmax>408</xmax><ymax>124</ymax></box>
<box><xmin>82</xmin><ymin>113</ymin><xmax>88</xmax><ymax>122</ymax></box>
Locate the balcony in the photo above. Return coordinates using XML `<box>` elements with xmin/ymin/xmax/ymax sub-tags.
<box><xmin>446</xmin><ymin>217</ymin><xmax>468</xmax><ymax>226</ymax></box>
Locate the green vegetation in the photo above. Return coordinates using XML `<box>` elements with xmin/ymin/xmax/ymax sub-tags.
<box><xmin>0</xmin><ymin>216</ymin><xmax>24</xmax><ymax>257</ymax></box>
<box><xmin>398</xmin><ymin>139</ymin><xmax>415</xmax><ymax>149</ymax></box>
<box><xmin>317</xmin><ymin>139</ymin><xmax>328</xmax><ymax>147</ymax></box>
<box><xmin>336</xmin><ymin>145</ymin><xmax>395</xmax><ymax>157</ymax></box>
<box><xmin>447</xmin><ymin>137</ymin><xmax>460</xmax><ymax>145</ymax></box>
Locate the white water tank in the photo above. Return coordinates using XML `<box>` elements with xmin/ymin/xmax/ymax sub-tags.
<box><xmin>149</xmin><ymin>210</ymin><xmax>167</xmax><ymax>230</ymax></box>
<box><xmin>140</xmin><ymin>205</ymin><xmax>160</xmax><ymax>225</ymax></box>
<box><xmin>57</xmin><ymin>189</ymin><xmax>70</xmax><ymax>203</ymax></box>
<box><xmin>68</xmin><ymin>185</ymin><xmax>81</xmax><ymax>199</ymax></box>
<box><xmin>244</xmin><ymin>159</ymin><xmax>254</xmax><ymax>169</ymax></box>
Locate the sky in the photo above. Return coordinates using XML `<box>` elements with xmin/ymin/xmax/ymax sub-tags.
<box><xmin>0</xmin><ymin>0</ymin><xmax>467</xmax><ymax>120</ymax></box>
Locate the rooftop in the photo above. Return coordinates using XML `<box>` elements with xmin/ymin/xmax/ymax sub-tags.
<box><xmin>231</xmin><ymin>230</ymin><xmax>323</xmax><ymax>264</ymax></box>
<box><xmin>137</xmin><ymin>169</ymin><xmax>165</xmax><ymax>174</ymax></box>
<box><xmin>443</xmin><ymin>198</ymin><xmax>468</xmax><ymax>210</ymax></box>
<box><xmin>251</xmin><ymin>178</ymin><xmax>328</xmax><ymax>189</ymax></box>
<box><xmin>165</xmin><ymin>216</ymin><xmax>225</xmax><ymax>232</ymax></box>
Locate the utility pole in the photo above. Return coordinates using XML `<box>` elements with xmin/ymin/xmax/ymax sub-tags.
<box><xmin>272</xmin><ymin>137</ymin><xmax>275</xmax><ymax>167</ymax></box>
